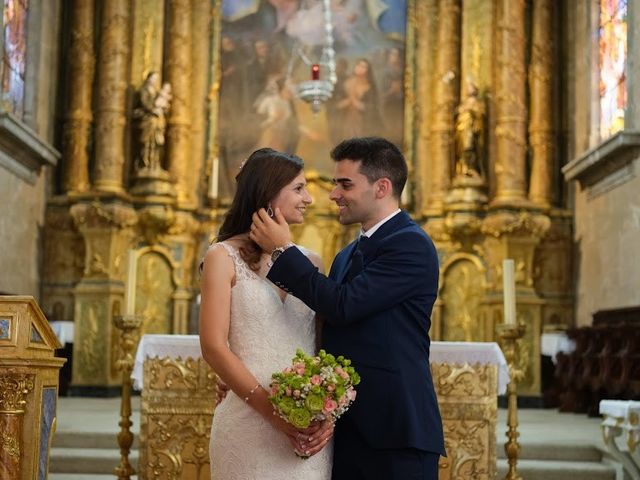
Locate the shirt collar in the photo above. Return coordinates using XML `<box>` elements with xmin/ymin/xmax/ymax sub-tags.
<box><xmin>361</xmin><ymin>209</ymin><xmax>401</xmax><ymax>238</ymax></box>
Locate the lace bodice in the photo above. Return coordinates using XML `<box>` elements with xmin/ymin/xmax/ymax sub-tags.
<box><xmin>215</xmin><ymin>242</ymin><xmax>317</xmax><ymax>383</ymax></box>
<box><xmin>208</xmin><ymin>242</ymin><xmax>332</xmax><ymax>479</ymax></box>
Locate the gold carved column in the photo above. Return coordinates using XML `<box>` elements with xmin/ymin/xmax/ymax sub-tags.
<box><xmin>93</xmin><ymin>0</ymin><xmax>131</xmax><ymax>193</ymax></box>
<box><xmin>426</xmin><ymin>0</ymin><xmax>462</xmax><ymax>216</ymax></box>
<box><xmin>70</xmin><ymin>203</ymin><xmax>138</xmax><ymax>390</ymax></box>
<box><xmin>0</xmin><ymin>374</ymin><xmax>34</xmax><ymax>479</ymax></box>
<box><xmin>481</xmin><ymin>212</ymin><xmax>550</xmax><ymax>395</ymax></box>
<box><xmin>62</xmin><ymin>0</ymin><xmax>94</xmax><ymax>193</ymax></box>
<box><xmin>415</xmin><ymin>0</ymin><xmax>438</xmax><ymax>215</ymax></box>
<box><xmin>165</xmin><ymin>0</ymin><xmax>194</xmax><ymax>210</ymax></box>
<box><xmin>528</xmin><ymin>0</ymin><xmax>555</xmax><ymax>209</ymax></box>
<box><xmin>190</xmin><ymin>0</ymin><xmax>211</xmax><ymax>208</ymax></box>
<box><xmin>493</xmin><ymin>0</ymin><xmax>528</xmax><ymax>206</ymax></box>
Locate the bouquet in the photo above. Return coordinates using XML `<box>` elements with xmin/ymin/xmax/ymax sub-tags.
<box><xmin>268</xmin><ymin>349</ymin><xmax>360</xmax><ymax>429</ymax></box>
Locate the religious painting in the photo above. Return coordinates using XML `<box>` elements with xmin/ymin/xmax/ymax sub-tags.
<box><xmin>1</xmin><ymin>0</ymin><xmax>28</xmax><ymax>118</ymax></box>
<box><xmin>598</xmin><ymin>0</ymin><xmax>627</xmax><ymax>140</ymax></box>
<box><xmin>217</xmin><ymin>0</ymin><xmax>407</xmax><ymax>202</ymax></box>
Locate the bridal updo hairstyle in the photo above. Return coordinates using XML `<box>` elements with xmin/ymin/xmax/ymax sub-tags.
<box><xmin>217</xmin><ymin>148</ymin><xmax>304</xmax><ymax>271</ymax></box>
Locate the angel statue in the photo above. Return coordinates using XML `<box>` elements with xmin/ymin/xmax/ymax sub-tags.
<box><xmin>455</xmin><ymin>79</ymin><xmax>485</xmax><ymax>179</ymax></box>
<box><xmin>134</xmin><ymin>72</ymin><xmax>172</xmax><ymax>172</ymax></box>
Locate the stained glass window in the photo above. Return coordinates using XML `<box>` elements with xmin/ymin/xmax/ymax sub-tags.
<box><xmin>599</xmin><ymin>0</ymin><xmax>627</xmax><ymax>139</ymax></box>
<box><xmin>1</xmin><ymin>0</ymin><xmax>28</xmax><ymax>118</ymax></box>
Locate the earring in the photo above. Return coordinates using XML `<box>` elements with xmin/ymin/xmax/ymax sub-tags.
<box><xmin>267</xmin><ymin>205</ymin><xmax>274</xmax><ymax>217</ymax></box>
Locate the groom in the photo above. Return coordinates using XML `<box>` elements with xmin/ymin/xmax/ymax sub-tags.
<box><xmin>251</xmin><ymin>137</ymin><xmax>445</xmax><ymax>479</ymax></box>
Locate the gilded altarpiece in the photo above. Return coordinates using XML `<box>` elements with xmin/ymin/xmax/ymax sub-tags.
<box><xmin>41</xmin><ymin>0</ymin><xmax>573</xmax><ymax>396</ymax></box>
<box><xmin>415</xmin><ymin>0</ymin><xmax>573</xmax><ymax>396</ymax></box>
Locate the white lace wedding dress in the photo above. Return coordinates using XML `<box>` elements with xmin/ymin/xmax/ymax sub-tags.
<box><xmin>208</xmin><ymin>242</ymin><xmax>333</xmax><ymax>479</ymax></box>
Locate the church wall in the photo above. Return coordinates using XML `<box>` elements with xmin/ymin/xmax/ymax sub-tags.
<box><xmin>566</xmin><ymin>1</ymin><xmax>640</xmax><ymax>326</ymax></box>
<box><xmin>573</xmin><ymin>160</ymin><xmax>640</xmax><ymax>325</ymax></box>
<box><xmin>0</xmin><ymin>169</ymin><xmax>48</xmax><ymax>296</ymax></box>
<box><xmin>0</xmin><ymin>0</ymin><xmax>62</xmax><ymax>298</ymax></box>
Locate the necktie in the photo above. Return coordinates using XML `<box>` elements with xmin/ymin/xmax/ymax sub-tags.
<box><xmin>341</xmin><ymin>236</ymin><xmax>365</xmax><ymax>283</ymax></box>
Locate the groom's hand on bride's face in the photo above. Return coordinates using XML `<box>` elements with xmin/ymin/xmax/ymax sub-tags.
<box><xmin>250</xmin><ymin>208</ymin><xmax>291</xmax><ymax>252</ymax></box>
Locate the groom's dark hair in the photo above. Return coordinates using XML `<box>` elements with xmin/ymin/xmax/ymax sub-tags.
<box><xmin>330</xmin><ymin>137</ymin><xmax>407</xmax><ymax>199</ymax></box>
<box><xmin>217</xmin><ymin>148</ymin><xmax>304</xmax><ymax>270</ymax></box>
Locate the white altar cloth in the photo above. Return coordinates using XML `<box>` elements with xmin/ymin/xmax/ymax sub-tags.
<box><xmin>132</xmin><ymin>336</ymin><xmax>510</xmax><ymax>394</ymax></box>
<box><xmin>541</xmin><ymin>332</ymin><xmax>575</xmax><ymax>363</ymax></box>
<box><xmin>430</xmin><ymin>341</ymin><xmax>509</xmax><ymax>394</ymax></box>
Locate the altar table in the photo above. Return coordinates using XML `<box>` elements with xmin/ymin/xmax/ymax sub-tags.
<box><xmin>132</xmin><ymin>335</ymin><xmax>508</xmax><ymax>480</ymax></box>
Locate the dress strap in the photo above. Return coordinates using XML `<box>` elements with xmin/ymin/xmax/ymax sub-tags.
<box><xmin>213</xmin><ymin>242</ymin><xmax>257</xmax><ymax>282</ymax></box>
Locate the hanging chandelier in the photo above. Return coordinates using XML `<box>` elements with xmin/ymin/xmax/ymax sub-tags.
<box><xmin>288</xmin><ymin>0</ymin><xmax>337</xmax><ymax>113</ymax></box>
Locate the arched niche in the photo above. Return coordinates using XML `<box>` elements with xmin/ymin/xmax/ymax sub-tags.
<box><xmin>440</xmin><ymin>255</ymin><xmax>487</xmax><ymax>342</ymax></box>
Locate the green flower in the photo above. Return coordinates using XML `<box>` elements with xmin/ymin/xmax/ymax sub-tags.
<box><xmin>278</xmin><ymin>397</ymin><xmax>296</xmax><ymax>414</ymax></box>
<box><xmin>290</xmin><ymin>377</ymin><xmax>305</xmax><ymax>390</ymax></box>
<box><xmin>288</xmin><ymin>407</ymin><xmax>312</xmax><ymax>428</ymax></box>
<box><xmin>305</xmin><ymin>393</ymin><xmax>324</xmax><ymax>413</ymax></box>
<box><xmin>335</xmin><ymin>386</ymin><xmax>346</xmax><ymax>399</ymax></box>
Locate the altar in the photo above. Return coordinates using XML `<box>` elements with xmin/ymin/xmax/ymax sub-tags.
<box><xmin>132</xmin><ymin>335</ymin><xmax>508</xmax><ymax>480</ymax></box>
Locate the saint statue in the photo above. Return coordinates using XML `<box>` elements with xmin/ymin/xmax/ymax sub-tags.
<box><xmin>134</xmin><ymin>72</ymin><xmax>172</xmax><ymax>173</ymax></box>
<box><xmin>455</xmin><ymin>79</ymin><xmax>485</xmax><ymax>179</ymax></box>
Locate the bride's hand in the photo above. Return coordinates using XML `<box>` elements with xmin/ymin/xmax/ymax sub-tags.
<box><xmin>298</xmin><ymin>419</ymin><xmax>334</xmax><ymax>457</ymax></box>
<box><xmin>266</xmin><ymin>410</ymin><xmax>309</xmax><ymax>452</ymax></box>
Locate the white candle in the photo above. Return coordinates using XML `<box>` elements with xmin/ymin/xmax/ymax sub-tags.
<box><xmin>125</xmin><ymin>249</ymin><xmax>137</xmax><ymax>316</ymax></box>
<box><xmin>502</xmin><ymin>259</ymin><xmax>516</xmax><ymax>325</ymax></box>
<box><xmin>208</xmin><ymin>156</ymin><xmax>219</xmax><ymax>200</ymax></box>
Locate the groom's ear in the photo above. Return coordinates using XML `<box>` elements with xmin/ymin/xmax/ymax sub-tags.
<box><xmin>374</xmin><ymin>178</ymin><xmax>392</xmax><ymax>199</ymax></box>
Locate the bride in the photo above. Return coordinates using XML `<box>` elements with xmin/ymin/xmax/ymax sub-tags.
<box><xmin>199</xmin><ymin>148</ymin><xmax>333</xmax><ymax>479</ymax></box>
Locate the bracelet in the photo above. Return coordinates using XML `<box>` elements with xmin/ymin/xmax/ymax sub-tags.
<box><xmin>243</xmin><ymin>383</ymin><xmax>261</xmax><ymax>403</ymax></box>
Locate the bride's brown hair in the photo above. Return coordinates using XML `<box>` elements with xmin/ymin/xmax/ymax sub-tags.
<box><xmin>217</xmin><ymin>148</ymin><xmax>304</xmax><ymax>270</ymax></box>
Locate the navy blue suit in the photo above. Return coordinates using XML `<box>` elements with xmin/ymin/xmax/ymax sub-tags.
<box><xmin>268</xmin><ymin>211</ymin><xmax>445</xmax><ymax>479</ymax></box>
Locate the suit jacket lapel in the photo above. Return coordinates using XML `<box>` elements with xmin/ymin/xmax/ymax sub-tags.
<box><xmin>340</xmin><ymin>211</ymin><xmax>413</xmax><ymax>282</ymax></box>
<box><xmin>337</xmin><ymin>240</ymin><xmax>359</xmax><ymax>283</ymax></box>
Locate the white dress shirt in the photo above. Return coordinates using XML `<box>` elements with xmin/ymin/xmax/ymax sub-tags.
<box><xmin>361</xmin><ymin>209</ymin><xmax>401</xmax><ymax>238</ymax></box>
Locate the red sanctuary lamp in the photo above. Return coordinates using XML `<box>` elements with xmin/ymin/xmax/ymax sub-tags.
<box><xmin>291</xmin><ymin>0</ymin><xmax>336</xmax><ymax>113</ymax></box>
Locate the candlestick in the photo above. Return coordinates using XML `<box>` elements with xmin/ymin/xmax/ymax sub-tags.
<box><xmin>311</xmin><ymin>64</ymin><xmax>320</xmax><ymax>80</ymax></box>
<box><xmin>125</xmin><ymin>250</ymin><xmax>137</xmax><ymax>316</ymax></box>
<box><xmin>497</xmin><ymin>323</ymin><xmax>526</xmax><ymax>480</ymax></box>
<box><xmin>502</xmin><ymin>259</ymin><xmax>516</xmax><ymax>325</ymax></box>
<box><xmin>114</xmin><ymin>314</ymin><xmax>142</xmax><ymax>480</ymax></box>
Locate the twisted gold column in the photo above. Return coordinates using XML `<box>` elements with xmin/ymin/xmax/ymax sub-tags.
<box><xmin>528</xmin><ymin>0</ymin><xmax>555</xmax><ymax>209</ymax></box>
<box><xmin>426</xmin><ymin>0</ymin><xmax>461</xmax><ymax>216</ymax></box>
<box><xmin>190</xmin><ymin>0</ymin><xmax>211</xmax><ymax>207</ymax></box>
<box><xmin>493</xmin><ymin>0</ymin><xmax>527</xmax><ymax>206</ymax></box>
<box><xmin>93</xmin><ymin>0</ymin><xmax>131</xmax><ymax>193</ymax></box>
<box><xmin>166</xmin><ymin>0</ymin><xmax>194</xmax><ymax>209</ymax></box>
<box><xmin>62</xmin><ymin>0</ymin><xmax>94</xmax><ymax>193</ymax></box>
